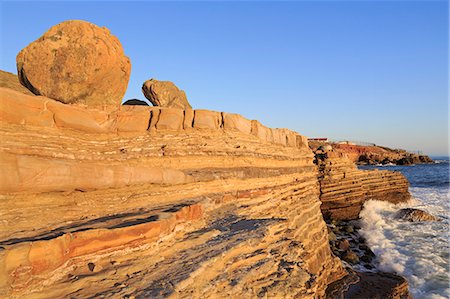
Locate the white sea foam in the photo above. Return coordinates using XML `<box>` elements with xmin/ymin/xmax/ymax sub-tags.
<box><xmin>359</xmin><ymin>189</ymin><xmax>449</xmax><ymax>299</ymax></box>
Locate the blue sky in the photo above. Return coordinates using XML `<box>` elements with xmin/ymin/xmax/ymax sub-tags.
<box><xmin>1</xmin><ymin>1</ymin><xmax>448</xmax><ymax>156</ymax></box>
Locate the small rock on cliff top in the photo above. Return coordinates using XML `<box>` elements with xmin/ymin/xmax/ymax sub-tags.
<box><xmin>16</xmin><ymin>20</ymin><xmax>131</xmax><ymax>107</ymax></box>
<box><xmin>0</xmin><ymin>70</ymin><xmax>34</xmax><ymax>95</ymax></box>
<box><xmin>142</xmin><ymin>79</ymin><xmax>192</xmax><ymax>109</ymax></box>
<box><xmin>395</xmin><ymin>208</ymin><xmax>439</xmax><ymax>222</ymax></box>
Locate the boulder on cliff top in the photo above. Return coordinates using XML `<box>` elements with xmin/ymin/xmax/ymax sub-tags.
<box><xmin>394</xmin><ymin>208</ymin><xmax>439</xmax><ymax>222</ymax></box>
<box><xmin>142</xmin><ymin>79</ymin><xmax>192</xmax><ymax>109</ymax></box>
<box><xmin>0</xmin><ymin>70</ymin><xmax>34</xmax><ymax>95</ymax></box>
<box><xmin>16</xmin><ymin>20</ymin><xmax>131</xmax><ymax>107</ymax></box>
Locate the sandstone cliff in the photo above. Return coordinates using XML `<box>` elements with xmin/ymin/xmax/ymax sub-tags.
<box><xmin>314</xmin><ymin>148</ymin><xmax>410</xmax><ymax>221</ymax></box>
<box><xmin>0</xmin><ymin>18</ymin><xmax>415</xmax><ymax>298</ymax></box>
<box><xmin>0</xmin><ymin>87</ymin><xmax>347</xmax><ymax>298</ymax></box>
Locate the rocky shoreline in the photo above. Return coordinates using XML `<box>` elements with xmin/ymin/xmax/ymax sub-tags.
<box><xmin>325</xmin><ymin>219</ymin><xmax>411</xmax><ymax>299</ymax></box>
<box><xmin>0</xmin><ymin>19</ymin><xmax>432</xmax><ymax>298</ymax></box>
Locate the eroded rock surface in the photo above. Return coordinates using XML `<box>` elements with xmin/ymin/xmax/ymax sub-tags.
<box><xmin>0</xmin><ymin>70</ymin><xmax>34</xmax><ymax>95</ymax></box>
<box><xmin>0</xmin><ymin>86</ymin><xmax>344</xmax><ymax>298</ymax></box>
<box><xmin>0</xmin><ymin>86</ymin><xmax>415</xmax><ymax>298</ymax></box>
<box><xmin>16</xmin><ymin>20</ymin><xmax>131</xmax><ymax>107</ymax></box>
<box><xmin>314</xmin><ymin>149</ymin><xmax>410</xmax><ymax>220</ymax></box>
<box><xmin>142</xmin><ymin>79</ymin><xmax>192</xmax><ymax>109</ymax></box>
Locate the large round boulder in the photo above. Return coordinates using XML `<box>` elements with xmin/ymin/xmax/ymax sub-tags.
<box><xmin>16</xmin><ymin>20</ymin><xmax>131</xmax><ymax>107</ymax></box>
<box><xmin>142</xmin><ymin>79</ymin><xmax>192</xmax><ymax>109</ymax></box>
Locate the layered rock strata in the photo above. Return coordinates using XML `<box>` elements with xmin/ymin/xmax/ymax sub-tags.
<box><xmin>0</xmin><ymin>87</ymin><xmax>345</xmax><ymax>298</ymax></box>
<box><xmin>326</xmin><ymin>143</ymin><xmax>433</xmax><ymax>166</ymax></box>
<box><xmin>315</xmin><ymin>149</ymin><xmax>410</xmax><ymax>221</ymax></box>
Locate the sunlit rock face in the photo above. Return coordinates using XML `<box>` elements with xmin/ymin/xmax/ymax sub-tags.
<box><xmin>0</xmin><ymin>87</ymin><xmax>346</xmax><ymax>298</ymax></box>
<box><xmin>16</xmin><ymin>20</ymin><xmax>131</xmax><ymax>107</ymax></box>
<box><xmin>142</xmin><ymin>78</ymin><xmax>192</xmax><ymax>110</ymax></box>
<box><xmin>314</xmin><ymin>149</ymin><xmax>410</xmax><ymax>221</ymax></box>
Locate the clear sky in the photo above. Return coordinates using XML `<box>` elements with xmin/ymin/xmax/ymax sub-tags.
<box><xmin>1</xmin><ymin>1</ymin><xmax>448</xmax><ymax>156</ymax></box>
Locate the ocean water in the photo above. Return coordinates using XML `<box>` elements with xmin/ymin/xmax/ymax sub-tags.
<box><xmin>358</xmin><ymin>158</ymin><xmax>449</xmax><ymax>299</ymax></box>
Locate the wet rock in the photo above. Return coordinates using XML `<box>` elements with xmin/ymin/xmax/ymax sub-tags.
<box><xmin>16</xmin><ymin>20</ymin><xmax>131</xmax><ymax>107</ymax></box>
<box><xmin>328</xmin><ymin>230</ymin><xmax>337</xmax><ymax>242</ymax></box>
<box><xmin>326</xmin><ymin>271</ymin><xmax>412</xmax><ymax>299</ymax></box>
<box><xmin>344</xmin><ymin>225</ymin><xmax>354</xmax><ymax>233</ymax></box>
<box><xmin>394</xmin><ymin>208</ymin><xmax>439</xmax><ymax>222</ymax></box>
<box><xmin>337</xmin><ymin>239</ymin><xmax>350</xmax><ymax>251</ymax></box>
<box><xmin>342</xmin><ymin>250</ymin><xmax>359</xmax><ymax>264</ymax></box>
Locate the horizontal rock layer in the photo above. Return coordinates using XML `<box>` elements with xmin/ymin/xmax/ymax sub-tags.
<box><xmin>329</xmin><ymin>143</ymin><xmax>433</xmax><ymax>165</ymax></box>
<box><xmin>0</xmin><ymin>87</ymin><xmax>308</xmax><ymax>149</ymax></box>
<box><xmin>0</xmin><ymin>87</ymin><xmax>344</xmax><ymax>298</ymax></box>
<box><xmin>315</xmin><ymin>150</ymin><xmax>410</xmax><ymax>221</ymax></box>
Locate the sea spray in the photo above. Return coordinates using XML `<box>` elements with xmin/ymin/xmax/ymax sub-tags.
<box><xmin>360</xmin><ymin>198</ymin><xmax>449</xmax><ymax>299</ymax></box>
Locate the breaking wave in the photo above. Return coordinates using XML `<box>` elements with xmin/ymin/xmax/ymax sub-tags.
<box><xmin>359</xmin><ymin>189</ymin><xmax>449</xmax><ymax>298</ymax></box>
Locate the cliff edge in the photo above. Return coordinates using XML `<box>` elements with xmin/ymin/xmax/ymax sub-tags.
<box><xmin>0</xmin><ymin>20</ymin><xmax>413</xmax><ymax>299</ymax></box>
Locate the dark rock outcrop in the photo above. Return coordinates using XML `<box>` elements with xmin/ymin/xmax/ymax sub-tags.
<box><xmin>16</xmin><ymin>20</ymin><xmax>131</xmax><ymax>107</ymax></box>
<box><xmin>326</xmin><ymin>270</ymin><xmax>412</xmax><ymax>299</ymax></box>
<box><xmin>395</xmin><ymin>208</ymin><xmax>439</xmax><ymax>222</ymax></box>
<box><xmin>142</xmin><ymin>79</ymin><xmax>192</xmax><ymax>109</ymax></box>
<box><xmin>123</xmin><ymin>99</ymin><xmax>149</xmax><ymax>106</ymax></box>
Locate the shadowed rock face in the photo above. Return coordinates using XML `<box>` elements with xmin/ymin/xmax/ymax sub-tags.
<box><xmin>142</xmin><ymin>79</ymin><xmax>192</xmax><ymax>109</ymax></box>
<box><xmin>16</xmin><ymin>20</ymin><xmax>131</xmax><ymax>107</ymax></box>
<box><xmin>395</xmin><ymin>208</ymin><xmax>439</xmax><ymax>222</ymax></box>
<box><xmin>0</xmin><ymin>70</ymin><xmax>34</xmax><ymax>95</ymax></box>
<box><xmin>123</xmin><ymin>99</ymin><xmax>149</xmax><ymax>106</ymax></box>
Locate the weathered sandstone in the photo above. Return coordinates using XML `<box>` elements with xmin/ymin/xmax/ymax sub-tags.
<box><xmin>16</xmin><ymin>20</ymin><xmax>131</xmax><ymax>107</ymax></box>
<box><xmin>315</xmin><ymin>149</ymin><xmax>410</xmax><ymax>221</ymax></box>
<box><xmin>142</xmin><ymin>79</ymin><xmax>192</xmax><ymax>109</ymax></box>
<box><xmin>0</xmin><ymin>86</ymin><xmax>346</xmax><ymax>298</ymax></box>
<box><xmin>0</xmin><ymin>70</ymin><xmax>34</xmax><ymax>95</ymax></box>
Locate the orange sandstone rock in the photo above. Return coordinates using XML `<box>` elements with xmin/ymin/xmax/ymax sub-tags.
<box><xmin>193</xmin><ymin>109</ymin><xmax>222</xmax><ymax>129</ymax></box>
<box><xmin>142</xmin><ymin>79</ymin><xmax>191</xmax><ymax>109</ymax></box>
<box><xmin>16</xmin><ymin>20</ymin><xmax>131</xmax><ymax>107</ymax></box>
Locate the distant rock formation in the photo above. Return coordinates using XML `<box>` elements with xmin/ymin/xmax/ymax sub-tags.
<box><xmin>142</xmin><ymin>79</ymin><xmax>192</xmax><ymax>109</ymax></box>
<box><xmin>123</xmin><ymin>99</ymin><xmax>149</xmax><ymax>106</ymax></box>
<box><xmin>395</xmin><ymin>208</ymin><xmax>439</xmax><ymax>222</ymax></box>
<box><xmin>328</xmin><ymin>143</ymin><xmax>433</xmax><ymax>165</ymax></box>
<box><xmin>0</xmin><ymin>70</ymin><xmax>34</xmax><ymax>95</ymax></box>
<box><xmin>16</xmin><ymin>20</ymin><xmax>131</xmax><ymax>107</ymax></box>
